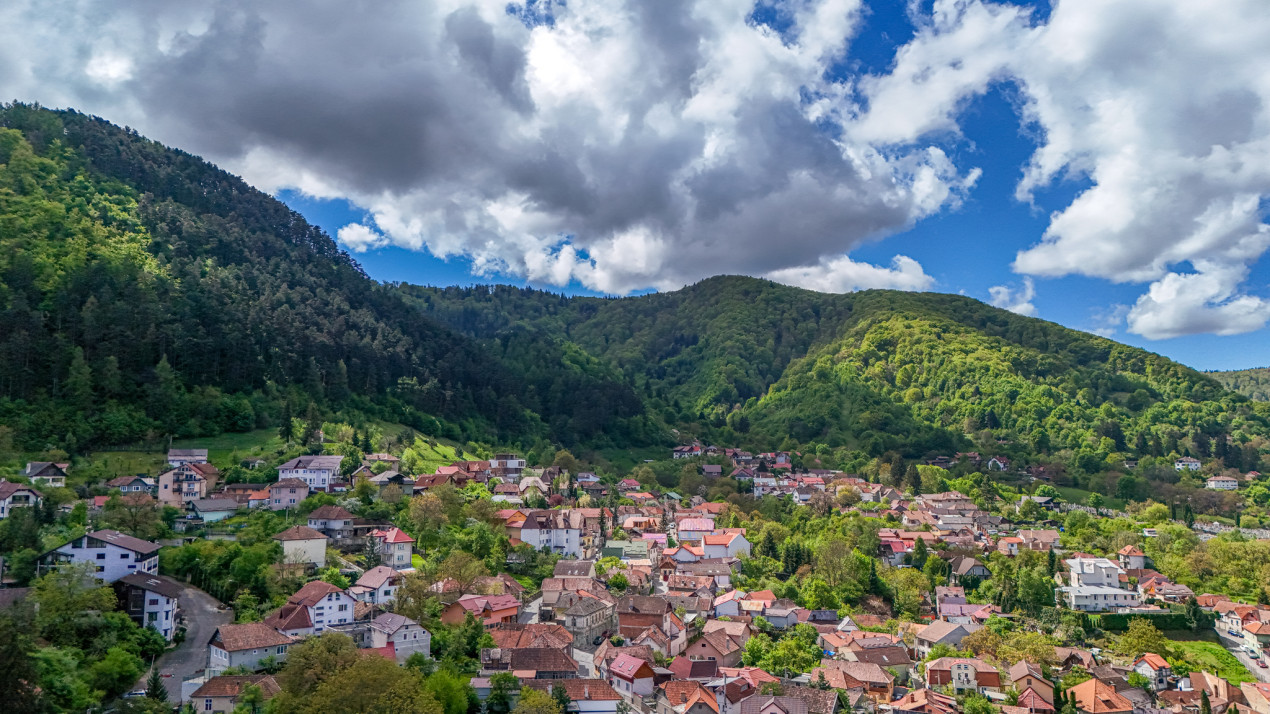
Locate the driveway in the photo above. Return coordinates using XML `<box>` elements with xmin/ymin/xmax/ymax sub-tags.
<box><xmin>1217</xmin><ymin>632</ymin><xmax>1270</xmax><ymax>683</ymax></box>
<box><xmin>136</xmin><ymin>582</ymin><xmax>233</xmax><ymax>702</ymax></box>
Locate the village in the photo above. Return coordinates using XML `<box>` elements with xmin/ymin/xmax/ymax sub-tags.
<box><xmin>2</xmin><ymin>439</ymin><xmax>1270</xmax><ymax>714</ymax></box>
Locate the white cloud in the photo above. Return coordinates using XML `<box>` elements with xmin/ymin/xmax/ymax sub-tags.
<box><xmin>1088</xmin><ymin>303</ymin><xmax>1129</xmax><ymax>338</ymax></box>
<box><xmin>987</xmin><ymin>277</ymin><xmax>1037</xmax><ymax>316</ymax></box>
<box><xmin>0</xmin><ymin>0</ymin><xmax>976</xmax><ymax>297</ymax></box>
<box><xmin>766</xmin><ymin>254</ymin><xmax>935</xmax><ymax>293</ymax></box>
<box><xmin>855</xmin><ymin>0</ymin><xmax>1270</xmax><ymax>338</ymax></box>
<box><xmin>336</xmin><ymin>223</ymin><xmax>389</xmax><ymax>253</ymax></box>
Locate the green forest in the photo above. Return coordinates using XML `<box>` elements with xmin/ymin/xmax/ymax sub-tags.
<box><xmin>1211</xmin><ymin>367</ymin><xmax>1270</xmax><ymax>401</ymax></box>
<box><xmin>3</xmin><ymin>103</ymin><xmax>1270</xmax><ymax>483</ymax></box>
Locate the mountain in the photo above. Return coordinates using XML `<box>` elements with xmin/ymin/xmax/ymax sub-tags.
<box><xmin>1210</xmin><ymin>368</ymin><xmax>1270</xmax><ymax>401</ymax></box>
<box><xmin>0</xmin><ymin>104</ymin><xmax>646</xmax><ymax>451</ymax></box>
<box><xmin>3</xmin><ymin>103</ymin><xmax>1266</xmax><ymax>468</ymax></box>
<box><xmin>406</xmin><ymin>279</ymin><xmax>1270</xmax><ymax>464</ymax></box>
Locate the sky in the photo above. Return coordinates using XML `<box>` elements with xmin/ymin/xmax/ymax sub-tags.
<box><xmin>2</xmin><ymin>0</ymin><xmax>1269</xmax><ymax>370</ymax></box>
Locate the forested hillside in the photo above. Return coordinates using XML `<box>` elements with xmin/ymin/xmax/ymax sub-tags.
<box><xmin>408</xmin><ymin>280</ymin><xmax>1270</xmax><ymax>471</ymax></box>
<box><xmin>1211</xmin><ymin>367</ymin><xmax>1270</xmax><ymax>401</ymax></box>
<box><xmin>0</xmin><ymin>104</ymin><xmax>649</xmax><ymax>451</ymax></box>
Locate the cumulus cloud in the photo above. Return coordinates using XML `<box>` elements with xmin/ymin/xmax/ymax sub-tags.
<box><xmin>855</xmin><ymin>0</ymin><xmax>1270</xmax><ymax>338</ymax></box>
<box><xmin>0</xmin><ymin>0</ymin><xmax>975</xmax><ymax>295</ymax></box>
<box><xmin>987</xmin><ymin>277</ymin><xmax>1037</xmax><ymax>316</ymax></box>
<box><xmin>766</xmin><ymin>254</ymin><xmax>934</xmax><ymax>293</ymax></box>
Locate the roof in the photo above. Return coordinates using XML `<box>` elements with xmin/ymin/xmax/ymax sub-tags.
<box><xmin>80</xmin><ymin>530</ymin><xmax>160</xmax><ymax>556</ymax></box>
<box><xmin>277</xmin><ymin>455</ymin><xmax>345</xmax><ymax>471</ymax></box>
<box><xmin>1117</xmin><ymin>545</ymin><xmax>1145</xmax><ymax>556</ymax></box>
<box><xmin>488</xmin><ymin>624</ymin><xmax>573</xmax><ymax>649</ymax></box>
<box><xmin>1134</xmin><ymin>653</ymin><xmax>1170</xmax><ymax>670</ymax></box>
<box><xmin>738</xmin><ymin>696</ymin><xmax>809</xmax><ymax>714</ymax></box>
<box><xmin>190</xmin><ymin>498</ymin><xmax>240</xmax><ymax>512</ymax></box>
<box><xmin>168</xmin><ymin>449</ymin><xmax>208</xmax><ymax>460</ymax></box>
<box><xmin>453</xmin><ymin>593</ymin><xmax>520</xmax><ymax>613</ymax></box>
<box><xmin>370</xmin><ymin>526</ymin><xmax>415</xmax><ymax>543</ymax></box>
<box><xmin>271</xmin><ymin>478</ymin><xmax>308</xmax><ymax>489</ymax></box>
<box><xmin>610</xmin><ymin>652</ymin><xmax>655</xmax><ymax>679</ymax></box>
<box><xmin>1068</xmin><ymin>678</ymin><xmax>1133</xmax><ymax>713</ymax></box>
<box><xmin>273</xmin><ymin>525</ymin><xmax>329</xmax><ymax>542</ymax></box>
<box><xmin>1008</xmin><ymin>661</ymin><xmax>1046</xmax><ymax>682</ymax></box>
<box><xmin>212</xmin><ymin>622</ymin><xmax>295</xmax><ymax>652</ymax></box>
<box><xmin>507</xmin><ymin>647</ymin><xmax>578</xmax><ymax>672</ymax></box>
<box><xmin>524</xmin><ymin>679</ymin><xmax>620</xmax><ymax>701</ymax></box>
<box><xmin>815</xmin><ymin>660</ymin><xmax>894</xmax><ymax>687</ymax></box>
<box><xmin>669</xmin><ymin>656</ymin><xmax>719</xmax><ymax>680</ymax></box>
<box><xmin>0</xmin><ymin>480</ymin><xmax>43</xmax><ymax>500</ymax></box>
<box><xmin>370</xmin><ymin>612</ymin><xmax>423</xmax><ymax>635</ymax></box>
<box><xmin>781</xmin><ymin>684</ymin><xmax>839</xmax><ymax>714</ymax></box>
<box><xmin>190</xmin><ymin>675</ymin><xmax>280</xmax><ymax>700</ymax></box>
<box><xmin>356</xmin><ymin>566</ymin><xmax>399</xmax><ymax>589</ymax></box>
<box><xmin>662</xmin><ymin>680</ymin><xmax>721</xmax><ymax>714</ymax></box>
<box><xmin>308</xmin><ymin>505</ymin><xmax>354</xmax><ymax>519</ymax></box>
<box><xmin>117</xmin><ymin>573</ymin><xmax>183</xmax><ymax>599</ymax></box>
<box><xmin>917</xmin><ymin>620</ymin><xmax>979</xmax><ymax>644</ymax></box>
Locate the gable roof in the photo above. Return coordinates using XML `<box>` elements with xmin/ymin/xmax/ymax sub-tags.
<box><xmin>190</xmin><ymin>675</ymin><xmax>280</xmax><ymax>700</ymax></box>
<box><xmin>610</xmin><ymin>652</ymin><xmax>655</xmax><ymax>679</ymax></box>
<box><xmin>277</xmin><ymin>455</ymin><xmax>345</xmax><ymax>471</ymax></box>
<box><xmin>79</xmin><ymin>530</ymin><xmax>160</xmax><ymax>556</ymax></box>
<box><xmin>309</xmin><ymin>505</ymin><xmax>355</xmax><ymax>520</ymax></box>
<box><xmin>211</xmin><ymin>622</ymin><xmax>295</xmax><ymax>651</ymax></box>
<box><xmin>273</xmin><ymin>525</ymin><xmax>329</xmax><ymax>542</ymax></box>
<box><xmin>524</xmin><ymin>679</ymin><xmax>620</xmax><ymax>701</ymax></box>
<box><xmin>1068</xmin><ymin>678</ymin><xmax>1133</xmax><ymax>714</ymax></box>
<box><xmin>0</xmin><ymin>480</ymin><xmax>43</xmax><ymax>501</ymax></box>
<box><xmin>117</xmin><ymin>573</ymin><xmax>183</xmax><ymax>599</ymax></box>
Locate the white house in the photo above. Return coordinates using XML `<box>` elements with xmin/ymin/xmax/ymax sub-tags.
<box><xmin>1066</xmin><ymin>557</ymin><xmax>1124</xmax><ymax>587</ymax></box>
<box><xmin>350</xmin><ymin>565</ymin><xmax>401</xmax><ymax>605</ymax></box>
<box><xmin>702</xmin><ymin>532</ymin><xmax>750</xmax><ymax>559</ymax></box>
<box><xmin>676</xmin><ymin>518</ymin><xmax>715</xmax><ymax>543</ymax></box>
<box><xmin>276</xmin><ymin>455</ymin><xmax>345</xmax><ymax>492</ymax></box>
<box><xmin>40</xmin><ymin>529</ymin><xmax>160</xmax><ymax>583</ymax></box>
<box><xmin>368</xmin><ymin>612</ymin><xmax>431</xmax><ymax>663</ymax></box>
<box><xmin>1206</xmin><ymin>475</ymin><xmax>1239</xmax><ymax>491</ymax></box>
<box><xmin>157</xmin><ymin>463</ymin><xmax>216</xmax><ymax>506</ymax></box>
<box><xmin>0</xmin><ymin>480</ymin><xmax>42</xmax><ymax>519</ymax></box>
<box><xmin>272</xmin><ymin>525</ymin><xmax>329</xmax><ymax>568</ymax></box>
<box><xmin>208</xmin><ymin>623</ymin><xmax>294</xmax><ymax>675</ymax></box>
<box><xmin>167</xmin><ymin>448</ymin><xmax>209</xmax><ymax>467</ymax></box>
<box><xmin>1132</xmin><ymin>653</ymin><xmax>1171</xmax><ymax>691</ymax></box>
<box><xmin>106</xmin><ymin>476</ymin><xmax>154</xmax><ymax>494</ymax></box>
<box><xmin>1061</xmin><ymin>585</ymin><xmax>1141</xmax><ymax>611</ymax></box>
<box><xmin>23</xmin><ymin>462</ymin><xmax>68</xmax><ymax>488</ymax></box>
<box><xmin>520</xmin><ymin>510</ymin><xmax>585</xmax><ymax>558</ymax></box>
<box><xmin>370</xmin><ymin>527</ymin><xmax>416</xmax><ymax>570</ymax></box>
<box><xmin>188</xmin><ymin>498</ymin><xmax>239</xmax><ymax>523</ymax></box>
<box><xmin>1175</xmin><ymin>457</ymin><xmax>1202</xmax><ymax>471</ymax></box>
<box><xmin>117</xmin><ymin>573</ymin><xmax>182</xmax><ymax>641</ymax></box>
<box><xmin>263</xmin><ymin>581</ymin><xmax>356</xmax><ymax>636</ymax></box>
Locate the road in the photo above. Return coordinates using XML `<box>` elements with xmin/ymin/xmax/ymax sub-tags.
<box><xmin>1217</xmin><ymin>632</ymin><xmax>1270</xmax><ymax>683</ymax></box>
<box><xmin>135</xmin><ymin>582</ymin><xmax>233</xmax><ymax>702</ymax></box>
<box><xmin>519</xmin><ymin>596</ymin><xmax>543</xmax><ymax>624</ymax></box>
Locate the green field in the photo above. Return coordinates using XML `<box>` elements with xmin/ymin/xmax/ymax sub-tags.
<box><xmin>82</xmin><ymin>428</ymin><xmax>286</xmax><ymax>480</ymax></box>
<box><xmin>1168</xmin><ymin>635</ymin><xmax>1257</xmax><ymax>684</ymax></box>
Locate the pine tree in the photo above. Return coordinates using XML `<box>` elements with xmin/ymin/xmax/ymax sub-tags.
<box><xmin>1201</xmin><ymin>689</ymin><xmax>1212</xmax><ymax>714</ymax></box>
<box><xmin>910</xmin><ymin>538</ymin><xmax>929</xmax><ymax>569</ymax></box>
<box><xmin>65</xmin><ymin>346</ymin><xmax>93</xmax><ymax>410</ymax></box>
<box><xmin>552</xmin><ymin>683</ymin><xmax>573</xmax><ymax>712</ymax></box>
<box><xmin>1185</xmin><ymin>595</ymin><xmax>1203</xmax><ymax>631</ymax></box>
<box><xmin>906</xmin><ymin>465</ymin><xmax>921</xmax><ymax>494</ymax></box>
<box><xmin>757</xmin><ymin>530</ymin><xmax>780</xmax><ymax>560</ymax></box>
<box><xmin>145</xmin><ymin>667</ymin><xmax>169</xmax><ymax>701</ymax></box>
<box><xmin>278</xmin><ymin>400</ymin><xmax>295</xmax><ymax>443</ymax></box>
<box><xmin>1184</xmin><ymin>503</ymin><xmax>1195</xmax><ymax>528</ymax></box>
<box><xmin>1047</xmin><ymin>549</ymin><xmax>1057</xmax><ymax>577</ymax></box>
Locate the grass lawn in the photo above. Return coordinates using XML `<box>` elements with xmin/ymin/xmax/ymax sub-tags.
<box><xmin>1055</xmin><ymin>486</ymin><xmax>1126</xmax><ymax>511</ymax></box>
<box><xmin>1168</xmin><ymin>636</ymin><xmax>1257</xmax><ymax>684</ymax></box>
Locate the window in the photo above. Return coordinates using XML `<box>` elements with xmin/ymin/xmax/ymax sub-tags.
<box><xmin>205</xmin><ymin>699</ymin><xmax>213</xmax><ymax>711</ymax></box>
<box><xmin>121</xmin><ymin>553</ymin><xmax>130</xmax><ymax>559</ymax></box>
<box><xmin>149</xmin><ymin>599</ymin><xmax>159</xmax><ymax>606</ymax></box>
<box><xmin>96</xmin><ymin>553</ymin><xmax>106</xmax><ymax>560</ymax></box>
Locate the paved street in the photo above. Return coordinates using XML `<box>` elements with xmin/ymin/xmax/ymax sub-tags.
<box><xmin>1217</xmin><ymin>632</ymin><xmax>1270</xmax><ymax>683</ymax></box>
<box><xmin>135</xmin><ymin>582</ymin><xmax>233</xmax><ymax>702</ymax></box>
<box><xmin>519</xmin><ymin>595</ymin><xmax>543</xmax><ymax>624</ymax></box>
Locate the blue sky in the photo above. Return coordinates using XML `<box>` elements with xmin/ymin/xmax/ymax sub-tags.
<box><xmin>269</xmin><ymin>0</ymin><xmax>1264</xmax><ymax>372</ymax></box>
<box><xmin>10</xmin><ymin>0</ymin><xmax>1264</xmax><ymax>371</ymax></box>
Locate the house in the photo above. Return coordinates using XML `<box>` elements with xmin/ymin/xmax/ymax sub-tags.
<box><xmin>703</xmin><ymin>532</ymin><xmax>751</xmax><ymax>559</ymax></box>
<box><xmin>490</xmin><ymin>453</ymin><xmax>527</xmax><ymax>480</ymax></box>
<box><xmin>914</xmin><ymin>621</ymin><xmax>981</xmax><ymax>659</ymax></box>
<box><xmin>1017</xmin><ymin>529</ymin><xmax>1062</xmax><ymax>552</ymax></box>
<box><xmin>924</xmin><ymin>657</ymin><xmax>1002</xmax><ymax>694</ymax></box>
<box><xmin>813</xmin><ymin>661</ymin><xmax>895</xmax><ymax>702</ymax></box>
<box><xmin>1061</xmin><ymin>557</ymin><xmax>1140</xmax><ymax>611</ymax></box>
<box><xmin>1132</xmin><ymin>653</ymin><xmax>1171</xmax><ymax>691</ymax></box>
<box><xmin>442</xmin><ymin>594</ymin><xmax>521</xmax><ymax>626</ymax></box>
<box><xmin>272</xmin><ymin>525</ymin><xmax>329</xmax><ymax>568</ymax></box>
<box><xmin>609</xmin><ymin>652</ymin><xmax>656</xmax><ymax>698</ymax></box>
<box><xmin>264</xmin><ymin>580</ymin><xmax>356</xmax><ymax>636</ymax></box>
<box><xmin>685</xmin><ymin>629</ymin><xmax>744</xmax><ymax>666</ymax></box>
<box><xmin>23</xmin><ymin>461</ymin><xmax>68</xmax><ymax>488</ymax></box>
<box><xmin>107</xmin><ymin>476</ymin><xmax>154</xmax><ymax>494</ymax></box>
<box><xmin>1207</xmin><ymin>475</ymin><xmax>1239</xmax><ymax>491</ymax></box>
<box><xmin>738</xmin><ymin>696</ymin><xmax>810</xmax><ymax>714</ymax></box>
<box><xmin>522</xmin><ymin>510</ymin><xmax>585</xmax><ymax>558</ymax></box>
<box><xmin>268</xmin><ymin>478</ymin><xmax>310</xmax><ymax>510</ymax></box>
<box><xmin>1240</xmin><ymin>682</ymin><xmax>1270</xmax><ymax>714</ymax></box>
<box><xmin>677</xmin><ymin>519</ymin><xmax>716</xmax><ymax>543</ymax></box>
<box><xmin>368</xmin><ymin>612</ymin><xmax>431</xmax><ymax>663</ymax></box>
<box><xmin>276</xmin><ymin>455</ymin><xmax>345</xmax><ymax>492</ymax></box>
<box><xmin>369</xmin><ymin>527</ymin><xmax>415</xmax><ymax>570</ymax></box>
<box><xmin>1175</xmin><ymin>457</ymin><xmax>1202</xmax><ymax>471</ymax></box>
<box><xmin>483</xmin><ymin>646</ymin><xmax>579</xmax><ymax>679</ymax></box>
<box><xmin>0</xmin><ymin>480</ymin><xmax>43</xmax><ymax>519</ymax></box>
<box><xmin>702</xmin><ymin>465</ymin><xmax>723</xmax><ymax>478</ymax></box>
<box><xmin>188</xmin><ymin>498</ymin><xmax>240</xmax><ymax>523</ymax></box>
<box><xmin>208</xmin><ymin>623</ymin><xmax>295</xmax><ymax>675</ymax></box>
<box><xmin>350</xmin><ymin>565</ymin><xmax>401</xmax><ymax>605</ymax></box>
<box><xmin>781</xmin><ymin>684</ymin><xmax>840</xmax><ymax>714</ymax></box>
<box><xmin>987</xmin><ymin>456</ymin><xmax>1011</xmax><ymax>471</ymax></box>
<box><xmin>168</xmin><ymin>448</ymin><xmax>209</xmax><ymax>467</ymax></box>
<box><xmin>668</xmin><ymin>656</ymin><xmax>720</xmax><ymax>681</ymax></box>
<box><xmin>157</xmin><ymin>462</ymin><xmax>218</xmax><ymax>505</ymax></box>
<box><xmin>39</xmin><ymin>529</ymin><xmax>160</xmax><ymax>583</ymax></box>
<box><xmin>892</xmin><ymin>689</ymin><xmax>957</xmax><ymax>714</ymax></box>
<box><xmin>190</xmin><ymin>675</ymin><xmax>281</xmax><ymax>714</ymax></box>
<box><xmin>1007</xmin><ymin>662</ymin><xmax>1053</xmax><ymax>704</ymax></box>
<box><xmin>489</xmin><ymin>623</ymin><xmax>574</xmax><ymax>651</ymax></box>
<box><xmin>525</xmin><ymin>679</ymin><xmax>622</xmax><ymax>714</ymax></box>
<box><xmin>556</xmin><ymin>560</ymin><xmax>599</xmax><ymax>579</ymax></box>
<box><xmin>307</xmin><ymin>505</ymin><xmax>356</xmax><ymax>540</ymax></box>
<box><xmin>1117</xmin><ymin>546</ymin><xmax>1146</xmax><ymax>571</ymax></box>
<box><xmin>116</xmin><ymin>573</ymin><xmax>182</xmax><ymax>641</ymax></box>
<box><xmin>659</xmin><ymin>680</ymin><xmax>721</xmax><ymax>714</ymax></box>
<box><xmin>946</xmin><ymin>556</ymin><xmax>990</xmax><ymax>586</ymax></box>
<box><xmin>565</xmin><ymin>597</ymin><xmax>618</xmax><ymax>649</ymax></box>
<box><xmin>1068</xmin><ymin>678</ymin><xmax>1132</xmax><ymax>714</ymax></box>
<box><xmin>998</xmin><ymin>537</ymin><xmax>1024</xmax><ymax>556</ymax></box>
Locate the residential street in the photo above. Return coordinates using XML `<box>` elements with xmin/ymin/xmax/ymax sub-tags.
<box><xmin>135</xmin><ymin>582</ymin><xmax>233</xmax><ymax>702</ymax></box>
<box><xmin>1217</xmin><ymin>632</ymin><xmax>1270</xmax><ymax>684</ymax></box>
